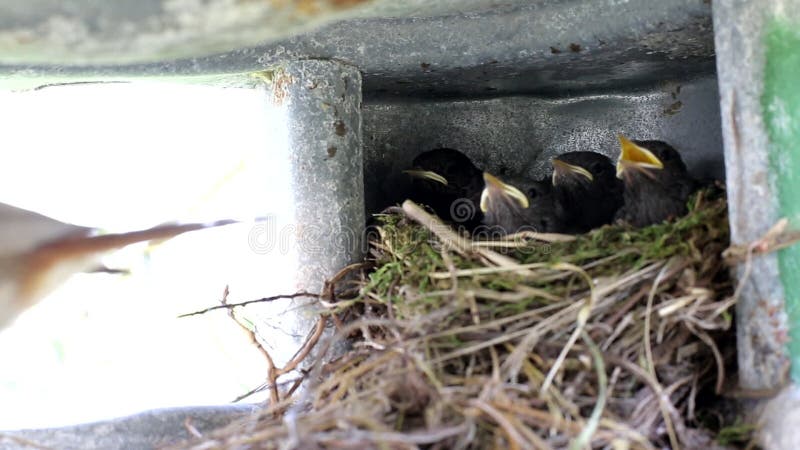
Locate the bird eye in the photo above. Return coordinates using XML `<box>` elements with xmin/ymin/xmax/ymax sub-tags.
<box><xmin>527</xmin><ymin>189</ymin><xmax>539</xmax><ymax>199</ymax></box>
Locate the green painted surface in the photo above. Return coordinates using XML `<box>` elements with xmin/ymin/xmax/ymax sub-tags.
<box><xmin>763</xmin><ymin>19</ymin><xmax>800</xmax><ymax>382</ymax></box>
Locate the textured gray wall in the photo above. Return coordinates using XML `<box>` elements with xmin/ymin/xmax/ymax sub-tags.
<box><xmin>363</xmin><ymin>76</ymin><xmax>723</xmax><ymax>214</ymax></box>
<box><xmin>714</xmin><ymin>0</ymin><xmax>793</xmax><ymax>390</ymax></box>
<box><xmin>282</xmin><ymin>60</ymin><xmax>364</xmax><ymax>294</ymax></box>
<box><xmin>0</xmin><ymin>0</ymin><xmax>714</xmax><ymax>98</ymax></box>
<box><xmin>1</xmin><ymin>404</ymin><xmax>257</xmax><ymax>450</ymax></box>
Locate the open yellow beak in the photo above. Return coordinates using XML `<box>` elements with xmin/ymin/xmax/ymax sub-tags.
<box><xmin>616</xmin><ymin>135</ymin><xmax>664</xmax><ymax>178</ymax></box>
<box><xmin>480</xmin><ymin>172</ymin><xmax>530</xmax><ymax>212</ymax></box>
<box><xmin>551</xmin><ymin>158</ymin><xmax>593</xmax><ymax>185</ymax></box>
<box><xmin>403</xmin><ymin>169</ymin><xmax>448</xmax><ymax>186</ymax></box>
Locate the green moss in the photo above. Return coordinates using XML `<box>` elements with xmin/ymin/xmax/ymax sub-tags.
<box><xmin>269</xmin><ymin>186</ymin><xmax>734</xmax><ymax>449</ymax></box>
<box><xmin>365</xmin><ymin>187</ymin><xmax>728</xmax><ymax>321</ymax></box>
<box><xmin>716</xmin><ymin>422</ymin><xmax>757</xmax><ymax>446</ymax></box>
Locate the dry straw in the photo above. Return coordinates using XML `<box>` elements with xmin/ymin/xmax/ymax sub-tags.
<box><xmin>172</xmin><ymin>187</ymin><xmax>774</xmax><ymax>450</ymax></box>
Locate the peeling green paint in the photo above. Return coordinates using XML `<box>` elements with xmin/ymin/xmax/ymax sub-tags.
<box><xmin>763</xmin><ymin>19</ymin><xmax>800</xmax><ymax>382</ymax></box>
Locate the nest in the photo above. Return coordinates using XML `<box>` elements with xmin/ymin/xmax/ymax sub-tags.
<box><xmin>173</xmin><ymin>187</ymin><xmax>756</xmax><ymax>450</ymax></box>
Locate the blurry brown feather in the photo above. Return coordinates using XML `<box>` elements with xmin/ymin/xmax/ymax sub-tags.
<box><xmin>0</xmin><ymin>202</ymin><xmax>238</xmax><ymax>330</ymax></box>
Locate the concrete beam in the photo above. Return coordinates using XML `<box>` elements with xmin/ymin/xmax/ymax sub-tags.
<box><xmin>713</xmin><ymin>0</ymin><xmax>798</xmax><ymax>391</ymax></box>
<box><xmin>276</xmin><ymin>59</ymin><xmax>364</xmax><ymax>297</ymax></box>
<box><xmin>0</xmin><ymin>0</ymin><xmax>535</xmax><ymax>66</ymax></box>
<box><xmin>0</xmin><ymin>404</ymin><xmax>256</xmax><ymax>450</ymax></box>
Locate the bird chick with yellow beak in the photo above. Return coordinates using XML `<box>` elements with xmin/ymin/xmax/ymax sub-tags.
<box><xmin>478</xmin><ymin>172</ymin><xmax>563</xmax><ymax>236</ymax></box>
<box><xmin>614</xmin><ymin>135</ymin><xmax>696</xmax><ymax>227</ymax></box>
<box><xmin>551</xmin><ymin>151</ymin><xmax>623</xmax><ymax>233</ymax></box>
<box><xmin>404</xmin><ymin>148</ymin><xmax>484</xmax><ymax>231</ymax></box>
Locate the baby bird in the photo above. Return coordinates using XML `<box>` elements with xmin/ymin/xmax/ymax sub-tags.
<box><xmin>478</xmin><ymin>172</ymin><xmax>563</xmax><ymax>236</ymax></box>
<box><xmin>551</xmin><ymin>151</ymin><xmax>623</xmax><ymax>233</ymax></box>
<box><xmin>614</xmin><ymin>135</ymin><xmax>696</xmax><ymax>227</ymax></box>
<box><xmin>404</xmin><ymin>148</ymin><xmax>484</xmax><ymax>230</ymax></box>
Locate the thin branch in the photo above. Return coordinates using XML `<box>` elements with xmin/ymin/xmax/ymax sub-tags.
<box><xmin>220</xmin><ymin>285</ymin><xmax>280</xmax><ymax>406</ymax></box>
<box><xmin>277</xmin><ymin>316</ymin><xmax>327</xmax><ymax>377</ymax></box>
<box><xmin>232</xmin><ymin>376</ymin><xmax>305</xmax><ymax>403</ymax></box>
<box><xmin>178</xmin><ymin>292</ymin><xmax>320</xmax><ymax>318</ymax></box>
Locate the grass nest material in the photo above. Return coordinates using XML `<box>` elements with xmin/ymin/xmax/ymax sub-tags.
<box><xmin>174</xmin><ymin>186</ymin><xmax>752</xmax><ymax>450</ymax></box>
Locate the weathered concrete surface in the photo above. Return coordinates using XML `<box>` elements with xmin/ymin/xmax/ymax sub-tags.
<box><xmin>274</xmin><ymin>59</ymin><xmax>364</xmax><ymax>344</ymax></box>
<box><xmin>0</xmin><ymin>0</ymin><xmax>378</xmax><ymax>65</ymax></box>
<box><xmin>0</xmin><ymin>0</ymin><xmax>715</xmax><ymax>99</ymax></box>
<box><xmin>0</xmin><ymin>404</ymin><xmax>257</xmax><ymax>450</ymax></box>
<box><xmin>713</xmin><ymin>0</ymin><xmax>794</xmax><ymax>390</ymax></box>
<box><xmin>240</xmin><ymin>60</ymin><xmax>365</xmax><ymax>412</ymax></box>
<box><xmin>0</xmin><ymin>0</ymin><xmax>560</xmax><ymax>66</ymax></box>
<box><xmin>756</xmin><ymin>385</ymin><xmax>800</xmax><ymax>449</ymax></box>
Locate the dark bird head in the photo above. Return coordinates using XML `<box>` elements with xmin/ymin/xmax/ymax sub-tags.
<box><xmin>479</xmin><ymin>172</ymin><xmax>562</xmax><ymax>235</ymax></box>
<box><xmin>615</xmin><ymin>135</ymin><xmax>687</xmax><ymax>185</ymax></box>
<box><xmin>404</xmin><ymin>148</ymin><xmax>483</xmax><ymax>198</ymax></box>
<box><xmin>404</xmin><ymin>148</ymin><xmax>484</xmax><ymax>229</ymax></box>
<box><xmin>614</xmin><ymin>135</ymin><xmax>695</xmax><ymax>227</ymax></box>
<box><xmin>552</xmin><ymin>151</ymin><xmax>617</xmax><ymax>190</ymax></box>
<box><xmin>551</xmin><ymin>151</ymin><xmax>622</xmax><ymax>233</ymax></box>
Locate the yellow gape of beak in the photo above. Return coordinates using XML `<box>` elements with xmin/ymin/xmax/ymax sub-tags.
<box><xmin>480</xmin><ymin>172</ymin><xmax>530</xmax><ymax>212</ymax></box>
<box><xmin>616</xmin><ymin>135</ymin><xmax>664</xmax><ymax>178</ymax></box>
<box><xmin>551</xmin><ymin>158</ymin><xmax>594</xmax><ymax>185</ymax></box>
<box><xmin>403</xmin><ymin>169</ymin><xmax>448</xmax><ymax>186</ymax></box>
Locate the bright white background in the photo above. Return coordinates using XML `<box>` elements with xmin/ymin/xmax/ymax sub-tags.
<box><xmin>0</xmin><ymin>82</ymin><xmax>300</xmax><ymax>428</ymax></box>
